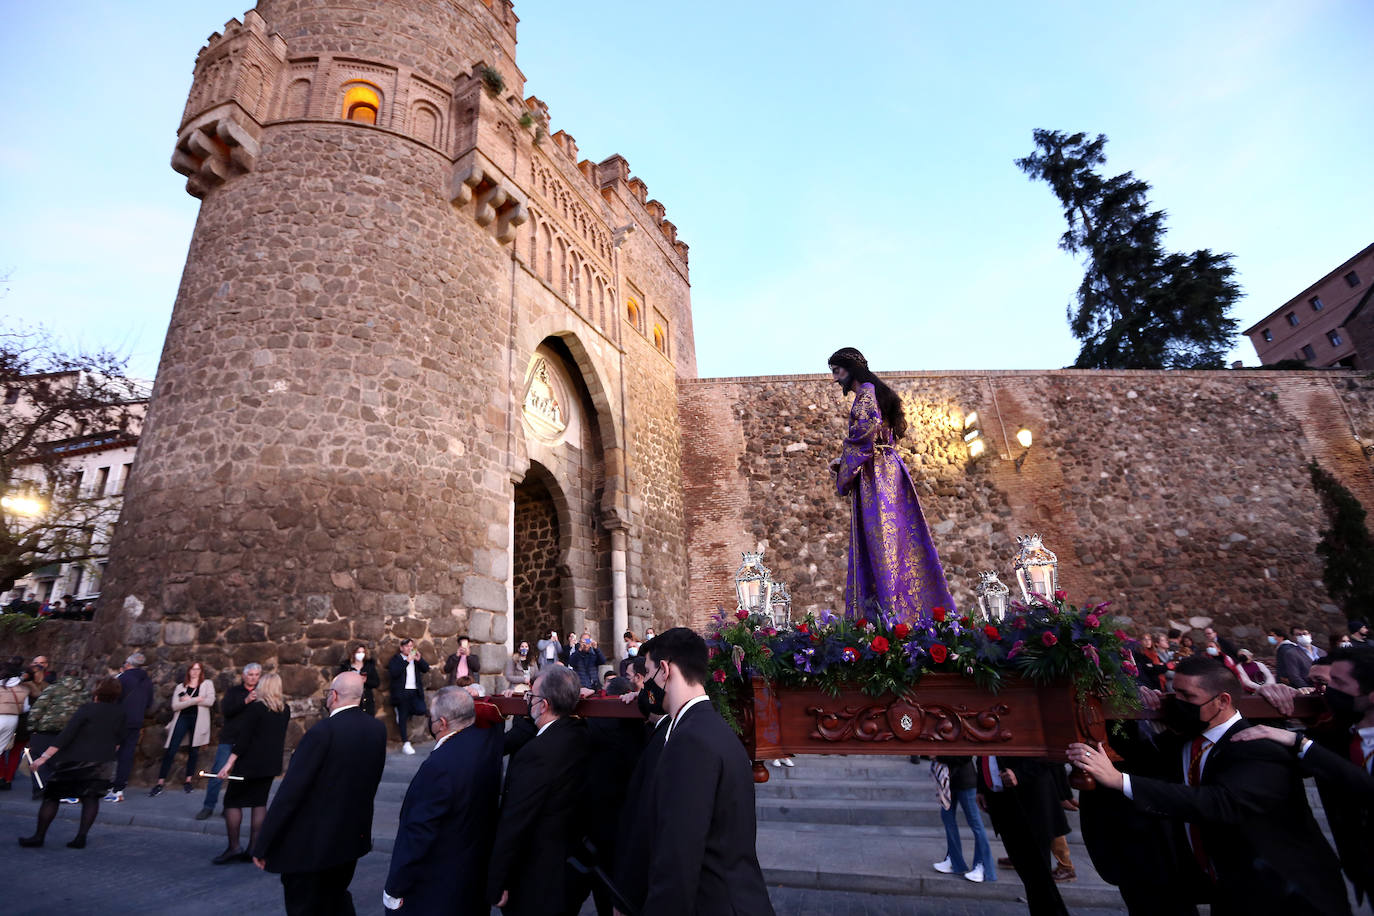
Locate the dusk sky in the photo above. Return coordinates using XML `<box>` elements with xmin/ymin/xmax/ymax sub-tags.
<box><xmin>1</xmin><ymin>0</ymin><xmax>1370</xmax><ymax>381</ymax></box>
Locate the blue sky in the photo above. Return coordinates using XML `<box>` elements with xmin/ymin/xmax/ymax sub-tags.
<box><xmin>1</xmin><ymin>1</ymin><xmax>1370</xmax><ymax>380</ymax></box>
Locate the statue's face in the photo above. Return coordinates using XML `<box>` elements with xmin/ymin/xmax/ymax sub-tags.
<box><xmin>830</xmin><ymin>365</ymin><xmax>850</xmax><ymax>389</ymax></box>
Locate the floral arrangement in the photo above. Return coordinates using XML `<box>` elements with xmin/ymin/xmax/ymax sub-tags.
<box><xmin>705</xmin><ymin>591</ymin><xmax>1140</xmax><ymax>731</ymax></box>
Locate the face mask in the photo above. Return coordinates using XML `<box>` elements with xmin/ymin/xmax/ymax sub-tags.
<box><xmin>1324</xmin><ymin>687</ymin><xmax>1362</xmax><ymax>722</ymax></box>
<box><xmin>427</xmin><ymin>717</ymin><xmax>440</xmax><ymax>740</ymax></box>
<box><xmin>519</xmin><ymin>647</ymin><xmax>528</xmax><ymax>657</ymax></box>
<box><xmin>355</xmin><ymin>652</ymin><xmax>365</xmax><ymax>662</ymax></box>
<box><xmin>627</xmin><ymin>646</ymin><xmax>638</xmax><ymax>657</ymax></box>
<box><xmin>643</xmin><ymin>671</ymin><xmax>667</xmax><ymax>716</ymax></box>
<box><xmin>1267</xmin><ymin>636</ymin><xmax>1278</xmax><ymax>646</ymax></box>
<box><xmin>1161</xmin><ymin>694</ymin><xmax>1215</xmax><ymax>738</ymax></box>
<box><xmin>1205</xmin><ymin>646</ymin><xmax>1219</xmax><ymax>656</ymax></box>
<box><xmin>1297</xmin><ymin>635</ymin><xmax>1313</xmax><ymax>648</ymax></box>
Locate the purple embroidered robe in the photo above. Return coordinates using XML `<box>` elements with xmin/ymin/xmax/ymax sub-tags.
<box><xmin>836</xmin><ymin>382</ymin><xmax>955</xmax><ymax>623</ymax></box>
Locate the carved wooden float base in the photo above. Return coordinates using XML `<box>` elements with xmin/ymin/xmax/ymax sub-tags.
<box><xmin>740</xmin><ymin>674</ymin><xmax>1110</xmax><ymax>784</ymax></box>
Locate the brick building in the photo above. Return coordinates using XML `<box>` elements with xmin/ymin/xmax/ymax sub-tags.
<box><xmin>1244</xmin><ymin>242</ymin><xmax>1374</xmax><ymax>367</ymax></box>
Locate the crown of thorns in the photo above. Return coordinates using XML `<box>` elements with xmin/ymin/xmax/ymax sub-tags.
<box><xmin>828</xmin><ymin>348</ymin><xmax>869</xmax><ymax>368</ymax></box>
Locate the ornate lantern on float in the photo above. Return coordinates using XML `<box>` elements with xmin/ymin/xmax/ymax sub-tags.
<box><xmin>975</xmin><ymin>571</ymin><xmax>1011</xmax><ymax>622</ymax></box>
<box><xmin>1013</xmin><ymin>533</ymin><xmax>1059</xmax><ymax>604</ymax></box>
<box><xmin>768</xmin><ymin>579</ymin><xmax>793</xmax><ymax>629</ymax></box>
<box><xmin>734</xmin><ymin>551</ymin><xmax>774</xmax><ymax>618</ymax></box>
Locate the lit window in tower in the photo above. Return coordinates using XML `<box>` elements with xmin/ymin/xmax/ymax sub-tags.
<box><xmin>342</xmin><ymin>84</ymin><xmax>381</xmax><ymax>124</ymax></box>
<box><xmin>653</xmin><ymin>324</ymin><xmax>666</xmax><ymax>353</ymax></box>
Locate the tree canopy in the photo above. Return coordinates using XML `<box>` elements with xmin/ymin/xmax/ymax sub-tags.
<box><xmin>1</xmin><ymin>326</ymin><xmax>146</xmax><ymax>594</ymax></box>
<box><xmin>1017</xmin><ymin>129</ymin><xmax>1241</xmax><ymax>369</ymax></box>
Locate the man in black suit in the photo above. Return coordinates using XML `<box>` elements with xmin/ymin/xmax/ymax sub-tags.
<box><xmin>1070</xmin><ymin>655</ymin><xmax>1350</xmax><ymax>916</ymax></box>
<box><xmin>251</xmin><ymin>671</ymin><xmax>388</xmax><ymax>916</ymax></box>
<box><xmin>488</xmin><ymin>665</ymin><xmax>590</xmax><ymax>916</ymax></box>
<box><xmin>1233</xmin><ymin>647</ymin><xmax>1374</xmax><ymax>907</ymax></box>
<box><xmin>639</xmin><ymin>627</ymin><xmax>774</xmax><ymax>916</ymax></box>
<box><xmin>388</xmin><ymin>639</ymin><xmax>430</xmax><ymax>754</ymax></box>
<box><xmin>613</xmin><ymin>649</ymin><xmax>670</xmax><ymax>914</ymax></box>
<box><xmin>973</xmin><ymin>755</ymin><xmax>1069</xmax><ymax>916</ymax></box>
<box><xmin>384</xmin><ymin>686</ymin><xmax>502</xmax><ymax>915</ymax></box>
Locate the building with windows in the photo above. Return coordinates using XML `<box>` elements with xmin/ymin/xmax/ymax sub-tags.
<box><xmin>1244</xmin><ymin>242</ymin><xmax>1374</xmax><ymax>366</ymax></box>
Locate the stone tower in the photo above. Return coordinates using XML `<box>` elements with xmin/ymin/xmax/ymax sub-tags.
<box><xmin>93</xmin><ymin>0</ymin><xmax>695</xmax><ymax>711</ymax></box>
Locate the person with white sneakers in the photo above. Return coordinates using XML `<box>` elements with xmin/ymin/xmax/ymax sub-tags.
<box><xmin>769</xmin><ymin>756</ymin><xmax>794</xmax><ymax>768</ymax></box>
<box><xmin>931</xmin><ymin>756</ymin><xmax>996</xmax><ymax>884</ymax></box>
<box><xmin>387</xmin><ymin>639</ymin><xmax>430</xmax><ymax>755</ymax></box>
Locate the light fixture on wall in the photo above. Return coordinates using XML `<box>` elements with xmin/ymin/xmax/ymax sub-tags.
<box><xmin>1014</xmin><ymin>427</ymin><xmax>1033</xmax><ymax>471</ymax></box>
<box><xmin>963</xmin><ymin>411</ymin><xmax>986</xmax><ymax>458</ymax></box>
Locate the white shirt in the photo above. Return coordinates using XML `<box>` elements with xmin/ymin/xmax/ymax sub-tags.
<box><xmin>404</xmin><ymin>656</ymin><xmax>417</xmax><ymax>690</ymax></box>
<box><xmin>433</xmin><ymin>728</ymin><xmax>460</xmax><ymax>751</ymax></box>
<box><xmin>536</xmin><ymin>716</ymin><xmax>559</xmax><ymax>738</ymax></box>
<box><xmin>664</xmin><ymin>694</ymin><xmax>711</xmax><ymax>743</ymax></box>
<box><xmin>1123</xmin><ymin>710</ymin><xmax>1242</xmax><ymax>799</ymax></box>
<box><xmin>330</xmin><ymin>703</ymin><xmax>360</xmax><ymax>717</ymax></box>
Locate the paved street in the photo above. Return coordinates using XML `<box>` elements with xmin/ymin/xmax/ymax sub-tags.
<box><xmin>0</xmin><ymin>810</ymin><xmax>1130</xmax><ymax>916</ymax></box>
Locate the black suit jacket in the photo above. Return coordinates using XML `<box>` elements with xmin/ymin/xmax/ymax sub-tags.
<box><xmin>642</xmin><ymin>700</ymin><xmax>775</xmax><ymax>916</ymax></box>
<box><xmin>385</xmin><ymin>724</ymin><xmax>503</xmax><ymax>916</ymax></box>
<box><xmin>252</xmin><ymin>706</ymin><xmax>388</xmax><ymax>874</ymax></box>
<box><xmin>1128</xmin><ymin>718</ymin><xmax>1350</xmax><ymax>916</ymax></box>
<box><xmin>614</xmin><ymin>715</ymin><xmax>670</xmax><ymax>912</ymax></box>
<box><xmin>1305</xmin><ymin>728</ymin><xmax>1374</xmax><ymax>904</ymax></box>
<box><xmin>487</xmin><ymin>716</ymin><xmax>590</xmax><ymax>916</ymax></box>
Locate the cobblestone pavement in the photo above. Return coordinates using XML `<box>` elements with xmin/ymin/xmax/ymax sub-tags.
<box><xmin>0</xmin><ymin>809</ymin><xmax>1131</xmax><ymax>916</ymax></box>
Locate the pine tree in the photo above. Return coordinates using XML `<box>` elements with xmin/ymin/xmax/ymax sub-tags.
<box><xmin>1017</xmin><ymin>129</ymin><xmax>1241</xmax><ymax>369</ymax></box>
<box><xmin>1309</xmin><ymin>460</ymin><xmax>1374</xmax><ymax>618</ymax></box>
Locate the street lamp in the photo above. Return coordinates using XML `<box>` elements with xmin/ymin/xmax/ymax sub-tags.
<box><xmin>1013</xmin><ymin>428</ymin><xmax>1033</xmax><ymax>471</ymax></box>
<box><xmin>1013</xmin><ymin>533</ymin><xmax>1059</xmax><ymax>604</ymax></box>
<box><xmin>1</xmin><ymin>493</ymin><xmax>47</xmax><ymax>517</ymax></box>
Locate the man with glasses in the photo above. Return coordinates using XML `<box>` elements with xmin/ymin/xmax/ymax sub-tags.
<box><xmin>487</xmin><ymin>665</ymin><xmax>589</xmax><ymax>916</ymax></box>
<box><xmin>638</xmin><ymin>627</ymin><xmax>775</xmax><ymax>916</ymax></box>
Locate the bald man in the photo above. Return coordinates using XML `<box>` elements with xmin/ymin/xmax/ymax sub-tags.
<box><xmin>253</xmin><ymin>671</ymin><xmax>388</xmax><ymax>915</ymax></box>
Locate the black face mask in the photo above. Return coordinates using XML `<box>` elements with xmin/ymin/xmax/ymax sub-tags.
<box><xmin>427</xmin><ymin>717</ymin><xmax>439</xmax><ymax>740</ymax></box>
<box><xmin>642</xmin><ymin>675</ymin><xmax>667</xmax><ymax>716</ymax></box>
<box><xmin>1162</xmin><ymin>693</ymin><xmax>1216</xmax><ymax>738</ymax></box>
<box><xmin>1324</xmin><ymin>687</ymin><xmax>1361</xmax><ymax>722</ymax></box>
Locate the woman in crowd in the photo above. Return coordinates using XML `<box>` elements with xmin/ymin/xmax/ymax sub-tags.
<box><xmin>504</xmin><ymin>640</ymin><xmax>538</xmax><ymax>693</ymax></box>
<box><xmin>1132</xmin><ymin>633</ymin><xmax>1167</xmax><ymax>691</ymax></box>
<box><xmin>931</xmin><ymin>756</ymin><xmax>995</xmax><ymax>883</ymax></box>
<box><xmin>150</xmin><ymin>660</ymin><xmax>215</xmax><ymax>796</ymax></box>
<box><xmin>20</xmin><ymin>677</ymin><xmax>125</xmax><ymax>848</ymax></box>
<box><xmin>0</xmin><ymin>659</ymin><xmax>30</xmax><ymax>791</ymax></box>
<box><xmin>1174</xmin><ymin>634</ymin><xmax>1195</xmax><ymax>658</ymax></box>
<box><xmin>338</xmin><ymin>644</ymin><xmax>380</xmax><ymax>715</ymax></box>
<box><xmin>1236</xmin><ymin>648</ymin><xmax>1276</xmax><ymax>691</ymax></box>
<box><xmin>213</xmin><ymin>672</ymin><xmax>289</xmax><ymax>865</ymax></box>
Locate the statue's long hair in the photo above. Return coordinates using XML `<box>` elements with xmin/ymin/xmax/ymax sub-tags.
<box><xmin>828</xmin><ymin>348</ymin><xmax>908</xmax><ymax>440</ymax></box>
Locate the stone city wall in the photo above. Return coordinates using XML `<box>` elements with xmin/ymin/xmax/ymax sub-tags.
<box><xmin>680</xmin><ymin>369</ymin><xmax>1374</xmax><ymax>650</ymax></box>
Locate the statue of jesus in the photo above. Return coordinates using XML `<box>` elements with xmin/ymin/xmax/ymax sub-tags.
<box><xmin>828</xmin><ymin>347</ymin><xmax>956</xmax><ymax>623</ymax></box>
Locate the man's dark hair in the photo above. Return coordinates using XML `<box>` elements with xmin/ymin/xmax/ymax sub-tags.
<box><xmin>1289</xmin><ymin>624</ymin><xmax>1308</xmax><ymax>636</ymax></box>
<box><xmin>400</xmin><ymin>637</ymin><xmax>415</xmax><ymax>647</ymax></box>
<box><xmin>93</xmin><ymin>677</ymin><xmax>122</xmax><ymax>703</ymax></box>
<box><xmin>1175</xmin><ymin>655</ymin><xmax>1240</xmax><ymax>697</ymax></box>
<box><xmin>538</xmin><ymin>666</ymin><xmax>581</xmax><ymax>717</ymax></box>
<box><xmin>629</xmin><ymin>652</ymin><xmax>649</xmax><ymax>678</ymax></box>
<box><xmin>645</xmin><ymin>627</ymin><xmax>709</xmax><ymax>687</ymax></box>
<box><xmin>457</xmin><ymin>633</ymin><xmax>470</xmax><ymax>642</ymax></box>
<box><xmin>1168</xmin><ymin>628</ymin><xmax>1182</xmax><ymax>640</ymax></box>
<box><xmin>828</xmin><ymin>347</ymin><xmax>908</xmax><ymax>439</ymax></box>
<box><xmin>1267</xmin><ymin>626</ymin><xmax>1285</xmax><ymax>637</ymax></box>
<box><xmin>1325</xmin><ymin>647</ymin><xmax>1374</xmax><ymax>695</ymax></box>
<box><xmin>605</xmin><ymin>675</ymin><xmax>634</xmax><ymax>697</ymax></box>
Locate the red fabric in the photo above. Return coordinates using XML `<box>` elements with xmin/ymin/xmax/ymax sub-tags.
<box><xmin>1351</xmin><ymin>735</ymin><xmax>1372</xmax><ymax>771</ymax></box>
<box><xmin>1187</xmin><ymin>737</ymin><xmax>1216</xmax><ymax>882</ymax></box>
<box><xmin>1</xmin><ymin>738</ymin><xmax>25</xmax><ymax>781</ymax></box>
<box><xmin>473</xmin><ymin>699</ymin><xmax>503</xmax><ymax>729</ymax></box>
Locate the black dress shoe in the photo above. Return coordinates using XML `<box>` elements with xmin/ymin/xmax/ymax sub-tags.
<box><xmin>67</xmin><ymin>836</ymin><xmax>87</xmax><ymax>849</ymax></box>
<box><xmin>18</xmin><ymin>836</ymin><xmax>43</xmax><ymax>848</ymax></box>
<box><xmin>212</xmin><ymin>848</ymin><xmax>243</xmax><ymax>865</ymax></box>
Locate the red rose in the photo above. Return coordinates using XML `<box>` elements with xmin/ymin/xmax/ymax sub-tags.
<box><xmin>735</xmin><ymin>608</ymin><xmax>748</xmax><ymax>620</ymax></box>
<box><xmin>854</xmin><ymin>618</ymin><xmax>869</xmax><ymax>630</ymax></box>
<box><xmin>871</xmin><ymin>636</ymin><xmax>890</xmax><ymax>654</ymax></box>
<box><xmin>1054</xmin><ymin>589</ymin><xmax>1067</xmax><ymax>600</ymax></box>
<box><xmin>959</xmin><ymin>616</ymin><xmax>972</xmax><ymax>627</ymax></box>
<box><xmin>893</xmin><ymin>623</ymin><xmax>911</xmax><ymax>639</ymax></box>
<box><xmin>797</xmin><ymin>622</ymin><xmax>809</xmax><ymax>634</ymax></box>
<box><xmin>932</xmin><ymin>607</ymin><xmax>947</xmax><ymax>623</ymax></box>
<box><xmin>1041</xmin><ymin>632</ymin><xmax>1058</xmax><ymax>647</ymax></box>
<box><xmin>811</xmin><ymin>633</ymin><xmax>821</xmax><ymax>643</ymax></box>
<box><xmin>983</xmin><ymin>624</ymin><xmax>999</xmax><ymax>640</ymax></box>
<box><xmin>712</xmin><ymin>669</ymin><xmax>728</xmax><ymax>683</ymax></box>
<box><xmin>1085</xmin><ymin>614</ymin><xmax>1100</xmax><ymax>628</ymax></box>
<box><xmin>929</xmin><ymin>643</ymin><xmax>948</xmax><ymax>663</ymax></box>
<box><xmin>761</xmin><ymin>646</ymin><xmax>773</xmax><ymax>657</ymax></box>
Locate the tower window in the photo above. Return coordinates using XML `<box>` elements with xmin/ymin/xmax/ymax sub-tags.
<box><xmin>1285</xmin><ymin>312</ymin><xmax>1299</xmax><ymax>327</ymax></box>
<box><xmin>1309</xmin><ymin>296</ymin><xmax>1323</xmax><ymax>311</ymax></box>
<box><xmin>1300</xmin><ymin>344</ymin><xmax>1316</xmax><ymax>361</ymax></box>
<box><xmin>342</xmin><ymin>84</ymin><xmax>381</xmax><ymax>124</ymax></box>
<box><xmin>1328</xmin><ymin>330</ymin><xmax>1343</xmax><ymax>347</ymax></box>
<box><xmin>1261</xmin><ymin>328</ymin><xmax>1272</xmax><ymax>342</ymax></box>
<box><xmin>626</xmin><ymin>298</ymin><xmax>641</xmax><ymax>331</ymax></box>
<box><xmin>653</xmin><ymin>324</ymin><xmax>666</xmax><ymax>354</ymax></box>
<box><xmin>1346</xmin><ymin>271</ymin><xmax>1362</xmax><ymax>288</ymax></box>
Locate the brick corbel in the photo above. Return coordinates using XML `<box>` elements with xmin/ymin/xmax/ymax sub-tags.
<box><xmin>172</xmin><ymin>110</ymin><xmax>262</xmax><ymax>199</ymax></box>
<box><xmin>451</xmin><ymin>149</ymin><xmax>528</xmax><ymax>244</ymax></box>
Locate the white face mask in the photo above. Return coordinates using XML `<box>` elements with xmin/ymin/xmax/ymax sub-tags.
<box><xmin>355</xmin><ymin>652</ymin><xmax>366</xmax><ymax>662</ymax></box>
<box><xmin>1297</xmin><ymin>634</ymin><xmax>1313</xmax><ymax>647</ymax></box>
<box><xmin>1267</xmin><ymin>636</ymin><xmax>1278</xmax><ymax>646</ymax></box>
<box><xmin>627</xmin><ymin>646</ymin><xmax>638</xmax><ymax>656</ymax></box>
<box><xmin>1205</xmin><ymin>646</ymin><xmax>1220</xmax><ymax>656</ymax></box>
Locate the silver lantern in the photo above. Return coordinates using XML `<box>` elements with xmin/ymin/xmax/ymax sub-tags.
<box><xmin>1013</xmin><ymin>533</ymin><xmax>1059</xmax><ymax>604</ymax></box>
<box><xmin>768</xmin><ymin>579</ymin><xmax>793</xmax><ymax>629</ymax></box>
<box><xmin>975</xmin><ymin>571</ymin><xmax>1011</xmax><ymax>622</ymax></box>
<box><xmin>734</xmin><ymin>551</ymin><xmax>774</xmax><ymax>617</ymax></box>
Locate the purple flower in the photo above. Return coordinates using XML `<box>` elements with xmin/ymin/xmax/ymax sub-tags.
<box><xmin>1082</xmin><ymin>644</ymin><xmax>1101</xmax><ymax>669</ymax></box>
<box><xmin>1008</xmin><ymin>639</ymin><xmax>1025</xmax><ymax>659</ymax></box>
<box><xmin>819</xmin><ymin>609</ymin><xmax>839</xmax><ymax>627</ymax></box>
